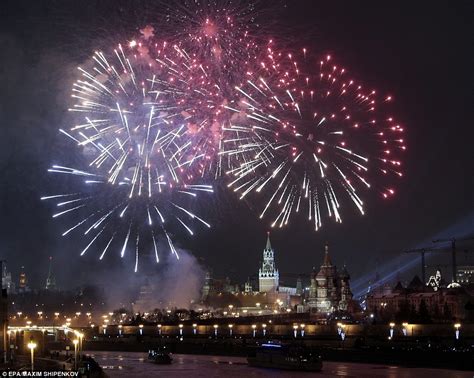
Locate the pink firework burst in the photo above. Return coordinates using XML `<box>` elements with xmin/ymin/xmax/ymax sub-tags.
<box><xmin>225</xmin><ymin>43</ymin><xmax>406</xmax><ymax>229</ymax></box>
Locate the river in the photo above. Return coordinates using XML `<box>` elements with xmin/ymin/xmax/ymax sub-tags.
<box><xmin>86</xmin><ymin>351</ymin><xmax>472</xmax><ymax>377</ymax></box>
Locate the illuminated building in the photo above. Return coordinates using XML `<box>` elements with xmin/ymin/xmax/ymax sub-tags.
<box><xmin>258</xmin><ymin>233</ymin><xmax>279</xmax><ymax>293</ymax></box>
<box><xmin>200</xmin><ymin>237</ymin><xmax>356</xmax><ymax>316</ymax></box>
<box><xmin>244</xmin><ymin>279</ymin><xmax>253</xmax><ymax>293</ymax></box>
<box><xmin>457</xmin><ymin>265</ymin><xmax>474</xmax><ymax>284</ymax></box>
<box><xmin>201</xmin><ymin>271</ymin><xmax>213</xmax><ymax>300</ymax></box>
<box><xmin>2</xmin><ymin>264</ymin><xmax>15</xmax><ymax>295</ymax></box>
<box><xmin>366</xmin><ymin>273</ymin><xmax>474</xmax><ymax>320</ymax></box>
<box><xmin>307</xmin><ymin>244</ymin><xmax>353</xmax><ymax>313</ymax></box>
<box><xmin>296</xmin><ymin>277</ymin><xmax>303</xmax><ymax>296</ymax></box>
<box><xmin>18</xmin><ymin>266</ymin><xmax>30</xmax><ymax>293</ymax></box>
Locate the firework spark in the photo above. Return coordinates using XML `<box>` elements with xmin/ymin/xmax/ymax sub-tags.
<box><xmin>42</xmin><ymin>41</ymin><xmax>214</xmax><ymax>270</ymax></box>
<box><xmin>158</xmin><ymin>0</ymin><xmax>263</xmax><ymax>94</ymax></box>
<box><xmin>225</xmin><ymin>45</ymin><xmax>405</xmax><ymax>229</ymax></box>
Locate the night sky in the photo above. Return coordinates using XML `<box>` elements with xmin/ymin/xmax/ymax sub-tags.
<box><xmin>1</xmin><ymin>1</ymin><xmax>473</xmax><ymax>291</ymax></box>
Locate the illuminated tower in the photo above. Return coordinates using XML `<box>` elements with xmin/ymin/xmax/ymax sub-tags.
<box><xmin>338</xmin><ymin>265</ymin><xmax>352</xmax><ymax>311</ymax></box>
<box><xmin>258</xmin><ymin>232</ymin><xmax>279</xmax><ymax>292</ymax></box>
<box><xmin>45</xmin><ymin>256</ymin><xmax>57</xmax><ymax>291</ymax></box>
<box><xmin>18</xmin><ymin>266</ymin><xmax>27</xmax><ymax>290</ymax></box>
<box><xmin>2</xmin><ymin>263</ymin><xmax>15</xmax><ymax>294</ymax></box>
<box><xmin>309</xmin><ymin>267</ymin><xmax>318</xmax><ymax>303</ymax></box>
<box><xmin>244</xmin><ymin>278</ymin><xmax>253</xmax><ymax>293</ymax></box>
<box><xmin>296</xmin><ymin>277</ymin><xmax>303</xmax><ymax>296</ymax></box>
<box><xmin>315</xmin><ymin>244</ymin><xmax>338</xmax><ymax>312</ymax></box>
<box><xmin>201</xmin><ymin>271</ymin><xmax>213</xmax><ymax>300</ymax></box>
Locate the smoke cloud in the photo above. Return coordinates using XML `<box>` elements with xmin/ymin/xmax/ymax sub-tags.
<box><xmin>75</xmin><ymin>247</ymin><xmax>205</xmax><ymax>312</ymax></box>
<box><xmin>133</xmin><ymin>248</ymin><xmax>206</xmax><ymax>311</ymax></box>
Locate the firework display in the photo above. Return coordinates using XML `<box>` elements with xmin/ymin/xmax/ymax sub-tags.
<box><xmin>225</xmin><ymin>45</ymin><xmax>405</xmax><ymax>229</ymax></box>
<box><xmin>42</xmin><ymin>41</ymin><xmax>214</xmax><ymax>271</ymax></box>
<box><xmin>150</xmin><ymin>0</ymin><xmax>267</xmax><ymax>177</ymax></box>
<box><xmin>43</xmin><ymin>3</ymin><xmax>406</xmax><ymax>270</ymax></box>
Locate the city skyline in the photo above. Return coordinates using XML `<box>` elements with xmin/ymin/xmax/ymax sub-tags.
<box><xmin>1</xmin><ymin>1</ymin><xmax>473</xmax><ymax>290</ymax></box>
<box><xmin>0</xmin><ymin>2</ymin><xmax>473</xmax><ymax>375</ymax></box>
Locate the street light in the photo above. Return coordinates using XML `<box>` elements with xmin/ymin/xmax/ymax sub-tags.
<box><xmin>262</xmin><ymin>323</ymin><xmax>267</xmax><ymax>337</ymax></box>
<box><xmin>179</xmin><ymin>324</ymin><xmax>183</xmax><ymax>336</ymax></box>
<box><xmin>118</xmin><ymin>324</ymin><xmax>123</xmax><ymax>336</ymax></box>
<box><xmin>389</xmin><ymin>322</ymin><xmax>395</xmax><ymax>339</ymax></box>
<box><xmin>454</xmin><ymin>323</ymin><xmax>461</xmax><ymax>340</ymax></box>
<box><xmin>402</xmin><ymin>322</ymin><xmax>408</xmax><ymax>336</ymax></box>
<box><xmin>293</xmin><ymin>324</ymin><xmax>298</xmax><ymax>338</ymax></box>
<box><xmin>77</xmin><ymin>332</ymin><xmax>83</xmax><ymax>363</ymax></box>
<box><xmin>73</xmin><ymin>339</ymin><xmax>78</xmax><ymax>370</ymax></box>
<box><xmin>251</xmin><ymin>324</ymin><xmax>257</xmax><ymax>338</ymax></box>
<box><xmin>228</xmin><ymin>324</ymin><xmax>233</xmax><ymax>336</ymax></box>
<box><xmin>27</xmin><ymin>341</ymin><xmax>36</xmax><ymax>372</ymax></box>
<box><xmin>300</xmin><ymin>324</ymin><xmax>305</xmax><ymax>337</ymax></box>
<box><xmin>192</xmin><ymin>323</ymin><xmax>197</xmax><ymax>335</ymax></box>
<box><xmin>138</xmin><ymin>324</ymin><xmax>144</xmax><ymax>336</ymax></box>
<box><xmin>340</xmin><ymin>324</ymin><xmax>346</xmax><ymax>341</ymax></box>
<box><xmin>213</xmin><ymin>324</ymin><xmax>218</xmax><ymax>337</ymax></box>
<box><xmin>157</xmin><ymin>324</ymin><xmax>162</xmax><ymax>336</ymax></box>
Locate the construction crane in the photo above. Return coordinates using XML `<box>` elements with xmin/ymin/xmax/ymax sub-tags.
<box><xmin>432</xmin><ymin>236</ymin><xmax>474</xmax><ymax>283</ymax></box>
<box><xmin>404</xmin><ymin>247</ymin><xmax>439</xmax><ymax>284</ymax></box>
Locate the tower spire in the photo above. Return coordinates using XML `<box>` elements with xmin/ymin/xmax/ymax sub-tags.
<box><xmin>259</xmin><ymin>231</ymin><xmax>279</xmax><ymax>292</ymax></box>
<box><xmin>323</xmin><ymin>242</ymin><xmax>332</xmax><ymax>266</ymax></box>
<box><xmin>265</xmin><ymin>231</ymin><xmax>272</xmax><ymax>250</ymax></box>
<box><xmin>46</xmin><ymin>256</ymin><xmax>56</xmax><ymax>290</ymax></box>
<box><xmin>47</xmin><ymin>256</ymin><xmax>52</xmax><ymax>277</ymax></box>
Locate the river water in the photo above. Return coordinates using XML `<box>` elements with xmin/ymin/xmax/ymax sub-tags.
<box><xmin>86</xmin><ymin>351</ymin><xmax>472</xmax><ymax>377</ymax></box>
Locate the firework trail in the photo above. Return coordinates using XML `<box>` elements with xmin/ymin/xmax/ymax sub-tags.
<box><xmin>225</xmin><ymin>44</ymin><xmax>406</xmax><ymax>230</ymax></box>
<box><xmin>42</xmin><ymin>40</ymin><xmax>213</xmax><ymax>271</ymax></box>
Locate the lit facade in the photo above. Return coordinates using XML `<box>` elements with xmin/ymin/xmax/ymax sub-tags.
<box><xmin>366</xmin><ymin>275</ymin><xmax>474</xmax><ymax>320</ymax></box>
<box><xmin>258</xmin><ymin>233</ymin><xmax>279</xmax><ymax>293</ymax></box>
<box><xmin>307</xmin><ymin>244</ymin><xmax>353</xmax><ymax>313</ymax></box>
<box><xmin>457</xmin><ymin>265</ymin><xmax>474</xmax><ymax>284</ymax></box>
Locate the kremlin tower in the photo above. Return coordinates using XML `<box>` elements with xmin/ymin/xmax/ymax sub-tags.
<box><xmin>258</xmin><ymin>232</ymin><xmax>279</xmax><ymax>292</ymax></box>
